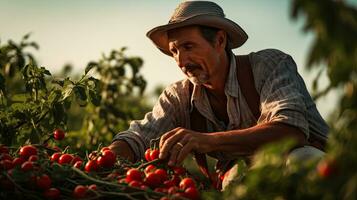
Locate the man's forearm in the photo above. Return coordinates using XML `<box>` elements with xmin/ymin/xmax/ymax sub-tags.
<box><xmin>210</xmin><ymin>122</ymin><xmax>306</xmax><ymax>155</ymax></box>
<box><xmin>108</xmin><ymin>140</ymin><xmax>135</xmax><ymax>162</ymax></box>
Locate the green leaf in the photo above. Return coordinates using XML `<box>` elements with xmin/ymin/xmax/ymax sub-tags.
<box><xmin>73</xmin><ymin>85</ymin><xmax>87</xmax><ymax>106</ymax></box>
<box><xmin>62</xmin><ymin>85</ymin><xmax>73</xmax><ymax>101</ymax></box>
<box><xmin>74</xmin><ymin>85</ymin><xmax>87</xmax><ymax>101</ymax></box>
<box><xmin>48</xmin><ymin>90</ymin><xmax>62</xmax><ymax>104</ymax></box>
<box><xmin>11</xmin><ymin>94</ymin><xmax>28</xmax><ymax>102</ymax></box>
<box><xmin>89</xmin><ymin>89</ymin><xmax>101</xmax><ymax>106</ymax></box>
<box><xmin>85</xmin><ymin>62</ymin><xmax>97</xmax><ymax>74</ymax></box>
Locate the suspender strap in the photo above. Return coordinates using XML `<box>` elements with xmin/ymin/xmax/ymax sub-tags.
<box><xmin>236</xmin><ymin>55</ymin><xmax>261</xmax><ymax>119</ymax></box>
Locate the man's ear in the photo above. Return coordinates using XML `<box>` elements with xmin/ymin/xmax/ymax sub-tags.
<box><xmin>215</xmin><ymin>30</ymin><xmax>227</xmax><ymax>51</ymax></box>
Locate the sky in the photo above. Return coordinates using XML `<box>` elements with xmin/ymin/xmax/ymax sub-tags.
<box><xmin>1</xmin><ymin>0</ymin><xmax>355</xmax><ymax>119</ymax></box>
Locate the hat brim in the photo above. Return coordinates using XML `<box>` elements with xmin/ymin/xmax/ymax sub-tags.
<box><xmin>146</xmin><ymin>15</ymin><xmax>248</xmax><ymax>56</ymax></box>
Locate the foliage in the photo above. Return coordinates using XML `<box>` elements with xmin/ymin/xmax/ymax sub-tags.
<box><xmin>0</xmin><ymin>34</ymin><xmax>150</xmax><ymax>153</ymax></box>
<box><xmin>219</xmin><ymin>0</ymin><xmax>357</xmax><ymax>200</ymax></box>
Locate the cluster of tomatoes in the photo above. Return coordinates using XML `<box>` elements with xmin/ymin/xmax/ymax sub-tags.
<box><xmin>1</xmin><ymin>129</ymin><xmax>201</xmax><ymax>200</ymax></box>
<box><xmin>120</xmin><ymin>157</ymin><xmax>199</xmax><ymax>200</ymax></box>
<box><xmin>0</xmin><ymin>143</ymin><xmax>61</xmax><ymax>199</ymax></box>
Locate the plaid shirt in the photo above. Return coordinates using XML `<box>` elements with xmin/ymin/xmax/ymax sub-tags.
<box><xmin>113</xmin><ymin>49</ymin><xmax>329</xmax><ymax>161</ymax></box>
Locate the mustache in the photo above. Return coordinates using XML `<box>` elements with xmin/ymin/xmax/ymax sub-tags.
<box><xmin>182</xmin><ymin>63</ymin><xmax>201</xmax><ymax>73</ymax></box>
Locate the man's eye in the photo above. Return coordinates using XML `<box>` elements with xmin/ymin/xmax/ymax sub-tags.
<box><xmin>183</xmin><ymin>44</ymin><xmax>193</xmax><ymax>50</ymax></box>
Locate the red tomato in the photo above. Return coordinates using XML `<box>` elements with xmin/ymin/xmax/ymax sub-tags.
<box><xmin>145</xmin><ymin>149</ymin><xmax>152</xmax><ymax>162</ymax></box>
<box><xmin>155</xmin><ymin>169</ymin><xmax>168</xmax><ymax>182</ymax></box>
<box><xmin>53</xmin><ymin>129</ymin><xmax>65</xmax><ymax>140</ymax></box>
<box><xmin>19</xmin><ymin>145</ymin><xmax>38</xmax><ymax>159</ymax></box>
<box><xmin>154</xmin><ymin>187</ymin><xmax>167</xmax><ymax>193</ymax></box>
<box><xmin>84</xmin><ymin>160</ymin><xmax>98</xmax><ymax>172</ymax></box>
<box><xmin>140</xmin><ymin>184</ymin><xmax>149</xmax><ymax>190</ymax></box>
<box><xmin>88</xmin><ymin>184</ymin><xmax>97</xmax><ymax>190</ymax></box>
<box><xmin>36</xmin><ymin>174</ymin><xmax>52</xmax><ymax>190</ymax></box>
<box><xmin>167</xmin><ymin>186</ymin><xmax>179</xmax><ymax>195</ymax></box>
<box><xmin>126</xmin><ymin>168</ymin><xmax>142</xmax><ymax>183</ymax></box>
<box><xmin>12</xmin><ymin>157</ymin><xmax>26</xmax><ymax>166</ymax></box>
<box><xmin>184</xmin><ymin>187</ymin><xmax>199</xmax><ymax>200</ymax></box>
<box><xmin>129</xmin><ymin>180</ymin><xmax>142</xmax><ymax>188</ymax></box>
<box><xmin>0</xmin><ymin>160</ymin><xmax>14</xmax><ymax>170</ymax></box>
<box><xmin>317</xmin><ymin>159</ymin><xmax>336</xmax><ymax>178</ymax></box>
<box><xmin>0</xmin><ymin>145</ymin><xmax>9</xmax><ymax>154</ymax></box>
<box><xmin>71</xmin><ymin>156</ymin><xmax>83</xmax><ymax>165</ymax></box>
<box><xmin>43</xmin><ymin>188</ymin><xmax>60</xmax><ymax>200</ymax></box>
<box><xmin>145</xmin><ymin>172</ymin><xmax>161</xmax><ymax>188</ymax></box>
<box><xmin>28</xmin><ymin>155</ymin><xmax>39</xmax><ymax>162</ymax></box>
<box><xmin>179</xmin><ymin>178</ymin><xmax>196</xmax><ymax>190</ymax></box>
<box><xmin>100</xmin><ymin>147</ymin><xmax>110</xmax><ymax>153</ymax></box>
<box><xmin>58</xmin><ymin>154</ymin><xmax>74</xmax><ymax>165</ymax></box>
<box><xmin>21</xmin><ymin>161</ymin><xmax>34</xmax><ymax>171</ymax></box>
<box><xmin>1</xmin><ymin>153</ymin><xmax>13</xmax><ymax>161</ymax></box>
<box><xmin>73</xmin><ymin>161</ymin><xmax>83</xmax><ymax>169</ymax></box>
<box><xmin>51</xmin><ymin>153</ymin><xmax>62</xmax><ymax>163</ymax></box>
<box><xmin>150</xmin><ymin>149</ymin><xmax>160</xmax><ymax>160</ymax></box>
<box><xmin>163</xmin><ymin>180</ymin><xmax>176</xmax><ymax>188</ymax></box>
<box><xmin>73</xmin><ymin>185</ymin><xmax>88</xmax><ymax>198</ymax></box>
<box><xmin>144</xmin><ymin>164</ymin><xmax>156</xmax><ymax>174</ymax></box>
<box><xmin>171</xmin><ymin>175</ymin><xmax>181</xmax><ymax>186</ymax></box>
<box><xmin>97</xmin><ymin>150</ymin><xmax>116</xmax><ymax>168</ymax></box>
<box><xmin>172</xmin><ymin>166</ymin><xmax>186</xmax><ymax>175</ymax></box>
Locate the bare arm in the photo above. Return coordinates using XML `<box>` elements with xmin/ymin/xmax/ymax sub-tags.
<box><xmin>209</xmin><ymin>122</ymin><xmax>306</xmax><ymax>155</ymax></box>
<box><xmin>159</xmin><ymin>122</ymin><xmax>306</xmax><ymax>166</ymax></box>
<box><xmin>108</xmin><ymin>140</ymin><xmax>135</xmax><ymax>162</ymax></box>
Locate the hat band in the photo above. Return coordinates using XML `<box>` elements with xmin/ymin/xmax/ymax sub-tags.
<box><xmin>169</xmin><ymin>12</ymin><xmax>224</xmax><ymax>23</ymax></box>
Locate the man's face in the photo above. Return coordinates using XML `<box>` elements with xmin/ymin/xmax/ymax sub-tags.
<box><xmin>167</xmin><ymin>26</ymin><xmax>223</xmax><ymax>86</ymax></box>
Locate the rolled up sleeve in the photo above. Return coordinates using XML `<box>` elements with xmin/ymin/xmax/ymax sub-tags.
<box><xmin>112</xmin><ymin>84</ymin><xmax>187</xmax><ymax>161</ymax></box>
<box><xmin>258</xmin><ymin>55</ymin><xmax>309</xmax><ymax>138</ymax></box>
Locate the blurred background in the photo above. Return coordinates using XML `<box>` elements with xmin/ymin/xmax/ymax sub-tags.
<box><xmin>2</xmin><ymin>0</ymin><xmax>355</xmax><ymax>118</ymax></box>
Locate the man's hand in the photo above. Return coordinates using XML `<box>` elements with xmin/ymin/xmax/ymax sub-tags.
<box><xmin>108</xmin><ymin>140</ymin><xmax>135</xmax><ymax>162</ymax></box>
<box><xmin>159</xmin><ymin>127</ymin><xmax>215</xmax><ymax>166</ymax></box>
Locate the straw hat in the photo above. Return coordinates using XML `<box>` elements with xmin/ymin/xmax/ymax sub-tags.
<box><xmin>146</xmin><ymin>1</ymin><xmax>248</xmax><ymax>56</ymax></box>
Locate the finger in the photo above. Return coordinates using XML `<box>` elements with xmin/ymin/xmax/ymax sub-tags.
<box><xmin>159</xmin><ymin>127</ymin><xmax>180</xmax><ymax>150</ymax></box>
<box><xmin>159</xmin><ymin>129</ymin><xmax>184</xmax><ymax>159</ymax></box>
<box><xmin>176</xmin><ymin>142</ymin><xmax>193</xmax><ymax>165</ymax></box>
<box><xmin>168</xmin><ymin>143</ymin><xmax>185</xmax><ymax>166</ymax></box>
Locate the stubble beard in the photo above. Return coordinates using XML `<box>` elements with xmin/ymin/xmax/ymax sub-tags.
<box><xmin>182</xmin><ymin>66</ymin><xmax>209</xmax><ymax>85</ymax></box>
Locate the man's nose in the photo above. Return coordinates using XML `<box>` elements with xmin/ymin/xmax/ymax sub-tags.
<box><xmin>176</xmin><ymin>51</ymin><xmax>189</xmax><ymax>69</ymax></box>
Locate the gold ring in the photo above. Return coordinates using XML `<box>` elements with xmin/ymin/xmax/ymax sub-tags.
<box><xmin>177</xmin><ymin>142</ymin><xmax>184</xmax><ymax>148</ymax></box>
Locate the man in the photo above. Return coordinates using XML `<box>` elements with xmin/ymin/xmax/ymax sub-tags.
<box><xmin>109</xmin><ymin>1</ymin><xmax>329</xmax><ymax>189</ymax></box>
